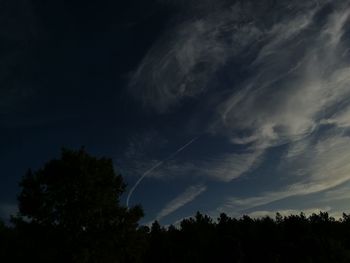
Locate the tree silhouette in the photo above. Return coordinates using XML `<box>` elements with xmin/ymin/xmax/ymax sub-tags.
<box><xmin>3</xmin><ymin>148</ymin><xmax>350</xmax><ymax>262</ymax></box>
<box><xmin>13</xmin><ymin>148</ymin><xmax>144</xmax><ymax>263</ymax></box>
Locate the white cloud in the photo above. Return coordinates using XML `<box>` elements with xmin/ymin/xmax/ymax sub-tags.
<box><xmin>321</xmin><ymin>105</ymin><xmax>350</xmax><ymax>128</ymax></box>
<box><xmin>252</xmin><ymin>9</ymin><xmax>316</xmax><ymax>66</ymax></box>
<box><xmin>217</xmin><ymin>4</ymin><xmax>350</xmax><ymax>150</ymax></box>
<box><xmin>129</xmin><ymin>1</ymin><xmax>266</xmax><ymax>113</ymax></box>
<box><xmin>322</xmin><ymin>7</ymin><xmax>350</xmax><ymax>47</ymax></box>
<box><xmin>324</xmin><ymin>184</ymin><xmax>350</xmax><ymax>201</ymax></box>
<box><xmin>130</xmin><ymin>0</ymin><xmax>350</xmax><ymax>180</ymax></box>
<box><xmin>247</xmin><ymin>207</ymin><xmax>332</xmax><ymax>219</ymax></box>
<box><xmin>129</xmin><ymin>17</ymin><xmax>228</xmax><ymax>113</ymax></box>
<box><xmin>134</xmin><ymin>149</ymin><xmax>263</xmax><ymax>182</ymax></box>
<box><xmin>219</xmin><ymin>133</ymin><xmax>350</xmax><ymax>213</ymax></box>
<box><xmin>200</xmin><ymin>151</ymin><xmax>263</xmax><ymax>182</ymax></box>
<box><xmin>129</xmin><ymin>0</ymin><xmax>350</xmax><ymax>218</ymax></box>
<box><xmin>212</xmin><ymin>4</ymin><xmax>350</xmax><ymax>214</ymax></box>
<box><xmin>155</xmin><ymin>184</ymin><xmax>207</xmax><ymax>221</ymax></box>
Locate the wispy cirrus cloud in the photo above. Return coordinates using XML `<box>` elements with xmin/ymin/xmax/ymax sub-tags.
<box><xmin>321</xmin><ymin>105</ymin><xmax>350</xmax><ymax>128</ymax></box>
<box><xmin>211</xmin><ymin>1</ymin><xmax>350</xmax><ymax>217</ymax></box>
<box><xmin>129</xmin><ymin>0</ymin><xmax>267</xmax><ymax>113</ymax></box>
<box><xmin>199</xmin><ymin>151</ymin><xmax>263</xmax><ymax>182</ymax></box>
<box><xmin>155</xmin><ymin>183</ymin><xmax>207</xmax><ymax>222</ymax></box>
<box><xmin>130</xmin><ymin>0</ymin><xmax>350</xmax><ymax>151</ymax></box>
<box><xmin>219</xmin><ymin>132</ymin><xmax>350</xmax><ymax>213</ymax></box>
<box><xmin>129</xmin><ymin>19</ymin><xmax>228</xmax><ymax>113</ymax></box>
<box><xmin>247</xmin><ymin>207</ymin><xmax>332</xmax><ymax>219</ymax></box>
<box><xmin>130</xmin><ymin>0</ymin><xmax>350</xmax><ymax>221</ymax></box>
<box><xmin>216</xmin><ymin>3</ymin><xmax>350</xmax><ymax>150</ymax></box>
<box><xmin>323</xmin><ymin>183</ymin><xmax>350</xmax><ymax>202</ymax></box>
<box><xmin>127</xmin><ymin>149</ymin><xmax>263</xmax><ymax>182</ymax></box>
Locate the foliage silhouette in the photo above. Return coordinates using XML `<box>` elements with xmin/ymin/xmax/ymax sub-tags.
<box><xmin>143</xmin><ymin>211</ymin><xmax>350</xmax><ymax>263</ymax></box>
<box><xmin>11</xmin><ymin>148</ymin><xmax>144</xmax><ymax>263</ymax></box>
<box><xmin>1</xmin><ymin>149</ymin><xmax>350</xmax><ymax>262</ymax></box>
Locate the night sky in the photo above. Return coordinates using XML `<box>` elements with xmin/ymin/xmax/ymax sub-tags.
<box><xmin>2</xmin><ymin>0</ymin><xmax>350</xmax><ymax>225</ymax></box>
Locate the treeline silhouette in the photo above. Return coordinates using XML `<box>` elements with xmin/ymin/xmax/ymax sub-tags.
<box><xmin>1</xmin><ymin>148</ymin><xmax>350</xmax><ymax>262</ymax></box>
<box><xmin>144</xmin><ymin>212</ymin><xmax>350</xmax><ymax>263</ymax></box>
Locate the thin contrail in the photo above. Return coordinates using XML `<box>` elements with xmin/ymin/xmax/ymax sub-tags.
<box><xmin>126</xmin><ymin>137</ymin><xmax>198</xmax><ymax>208</ymax></box>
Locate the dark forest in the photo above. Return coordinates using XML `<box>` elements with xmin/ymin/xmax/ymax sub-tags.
<box><xmin>1</xmin><ymin>148</ymin><xmax>350</xmax><ymax>263</ymax></box>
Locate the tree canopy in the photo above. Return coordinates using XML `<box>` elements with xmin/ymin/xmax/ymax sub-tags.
<box><xmin>13</xmin><ymin>148</ymin><xmax>144</xmax><ymax>263</ymax></box>
<box><xmin>1</xmin><ymin>148</ymin><xmax>350</xmax><ymax>263</ymax></box>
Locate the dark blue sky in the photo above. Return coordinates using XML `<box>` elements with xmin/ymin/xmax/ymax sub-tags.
<box><xmin>2</xmin><ymin>0</ymin><xmax>350</xmax><ymax>225</ymax></box>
